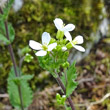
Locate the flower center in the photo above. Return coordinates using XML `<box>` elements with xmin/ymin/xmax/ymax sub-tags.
<box><xmin>72</xmin><ymin>40</ymin><xmax>78</xmax><ymax>45</ymax></box>
<box><xmin>62</xmin><ymin>24</ymin><xmax>65</xmax><ymax>28</ymax></box>
<box><xmin>42</xmin><ymin>44</ymin><xmax>48</xmax><ymax>51</ymax></box>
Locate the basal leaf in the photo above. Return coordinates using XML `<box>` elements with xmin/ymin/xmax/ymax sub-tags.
<box><xmin>8</xmin><ymin>23</ymin><xmax>15</xmax><ymax>43</ymax></box>
<box><xmin>0</xmin><ymin>33</ymin><xmax>10</xmax><ymax>44</ymax></box>
<box><xmin>3</xmin><ymin>0</ymin><xmax>14</xmax><ymax>20</ymax></box>
<box><xmin>0</xmin><ymin>14</ymin><xmax>6</xmax><ymax>21</ymax></box>
<box><xmin>8</xmin><ymin>67</ymin><xmax>33</xmax><ymax>109</ymax></box>
<box><xmin>0</xmin><ymin>21</ymin><xmax>15</xmax><ymax>44</ymax></box>
<box><xmin>0</xmin><ymin>21</ymin><xmax>5</xmax><ymax>34</ymax></box>
<box><xmin>20</xmin><ymin>74</ymin><xmax>34</xmax><ymax>81</ymax></box>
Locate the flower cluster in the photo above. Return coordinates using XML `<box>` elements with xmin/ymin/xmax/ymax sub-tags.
<box><xmin>54</xmin><ymin>18</ymin><xmax>85</xmax><ymax>52</ymax></box>
<box><xmin>29</xmin><ymin>18</ymin><xmax>85</xmax><ymax>56</ymax></box>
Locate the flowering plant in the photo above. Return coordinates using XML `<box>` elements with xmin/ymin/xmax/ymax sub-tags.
<box><xmin>29</xmin><ymin>18</ymin><xmax>85</xmax><ymax>110</ymax></box>
<box><xmin>0</xmin><ymin>0</ymin><xmax>85</xmax><ymax>109</ymax></box>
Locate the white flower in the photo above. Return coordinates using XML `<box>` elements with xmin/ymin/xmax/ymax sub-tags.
<box><xmin>62</xmin><ymin>95</ymin><xmax>66</xmax><ymax>98</ymax></box>
<box><xmin>0</xmin><ymin>0</ymin><xmax>8</xmax><ymax>8</ymax></box>
<box><xmin>54</xmin><ymin>18</ymin><xmax>75</xmax><ymax>40</ymax></box>
<box><xmin>62</xmin><ymin>46</ymin><xmax>67</xmax><ymax>51</ymax></box>
<box><xmin>29</xmin><ymin>32</ymin><xmax>57</xmax><ymax>56</ymax></box>
<box><xmin>67</xmin><ymin>33</ymin><xmax>85</xmax><ymax>52</ymax></box>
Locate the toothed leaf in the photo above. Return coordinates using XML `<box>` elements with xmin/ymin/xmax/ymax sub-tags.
<box><xmin>7</xmin><ymin>67</ymin><xmax>33</xmax><ymax>109</ymax></box>
<box><xmin>66</xmin><ymin>62</ymin><xmax>78</xmax><ymax>97</ymax></box>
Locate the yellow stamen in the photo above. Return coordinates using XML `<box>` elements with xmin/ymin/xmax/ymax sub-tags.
<box><xmin>72</xmin><ymin>40</ymin><xmax>78</xmax><ymax>45</ymax></box>
<box><xmin>42</xmin><ymin>44</ymin><xmax>48</xmax><ymax>51</ymax></box>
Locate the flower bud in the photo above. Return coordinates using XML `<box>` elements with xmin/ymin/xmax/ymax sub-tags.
<box><xmin>62</xmin><ymin>61</ymin><xmax>69</xmax><ymax>68</ymax></box>
<box><xmin>66</xmin><ymin>42</ymin><xmax>72</xmax><ymax>49</ymax></box>
<box><xmin>49</xmin><ymin>38</ymin><xmax>56</xmax><ymax>44</ymax></box>
<box><xmin>62</xmin><ymin>46</ymin><xmax>67</xmax><ymax>51</ymax></box>
<box><xmin>56</xmin><ymin>30</ymin><xmax>64</xmax><ymax>39</ymax></box>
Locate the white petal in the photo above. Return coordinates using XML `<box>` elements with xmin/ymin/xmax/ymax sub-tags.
<box><xmin>63</xmin><ymin>24</ymin><xmax>75</xmax><ymax>32</ymax></box>
<box><xmin>54</xmin><ymin>18</ymin><xmax>63</xmax><ymax>30</ymax></box>
<box><xmin>42</xmin><ymin>32</ymin><xmax>51</xmax><ymax>45</ymax></box>
<box><xmin>64</xmin><ymin>31</ymin><xmax>72</xmax><ymax>41</ymax></box>
<box><xmin>29</xmin><ymin>40</ymin><xmax>42</xmax><ymax>50</ymax></box>
<box><xmin>73</xmin><ymin>35</ymin><xmax>84</xmax><ymax>44</ymax></box>
<box><xmin>62</xmin><ymin>46</ymin><xmax>67</xmax><ymax>51</ymax></box>
<box><xmin>35</xmin><ymin>50</ymin><xmax>47</xmax><ymax>56</ymax></box>
<box><xmin>48</xmin><ymin>43</ymin><xmax>57</xmax><ymax>51</ymax></box>
<box><xmin>73</xmin><ymin>45</ymin><xmax>85</xmax><ymax>52</ymax></box>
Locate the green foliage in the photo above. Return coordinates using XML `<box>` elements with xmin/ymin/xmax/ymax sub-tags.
<box><xmin>0</xmin><ymin>0</ymin><xmax>14</xmax><ymax>21</ymax></box>
<box><xmin>0</xmin><ymin>21</ymin><xmax>6</xmax><ymax>37</ymax></box>
<box><xmin>66</xmin><ymin>62</ymin><xmax>78</xmax><ymax>97</ymax></box>
<box><xmin>61</xmin><ymin>72</ymin><xmax>66</xmax><ymax>88</ymax></box>
<box><xmin>37</xmin><ymin>49</ymin><xmax>69</xmax><ymax>77</ymax></box>
<box><xmin>0</xmin><ymin>33</ymin><xmax>10</xmax><ymax>44</ymax></box>
<box><xmin>56</xmin><ymin>30</ymin><xmax>64</xmax><ymax>39</ymax></box>
<box><xmin>8</xmin><ymin>67</ymin><xmax>33</xmax><ymax>109</ymax></box>
<box><xmin>0</xmin><ymin>21</ymin><xmax>15</xmax><ymax>45</ymax></box>
<box><xmin>37</xmin><ymin>54</ymin><xmax>57</xmax><ymax>77</ymax></box>
<box><xmin>21</xmin><ymin>46</ymin><xmax>31</xmax><ymax>55</ymax></box>
<box><xmin>38</xmin><ymin>54</ymin><xmax>54</xmax><ymax>71</ymax></box>
<box><xmin>8</xmin><ymin>23</ymin><xmax>15</xmax><ymax>42</ymax></box>
<box><xmin>102</xmin><ymin>99</ymin><xmax>110</xmax><ymax>110</ymax></box>
<box><xmin>56</xmin><ymin>93</ymin><xmax>66</xmax><ymax>105</ymax></box>
<box><xmin>24</xmin><ymin>53</ymin><xmax>34</xmax><ymax>63</ymax></box>
<box><xmin>3</xmin><ymin>0</ymin><xmax>14</xmax><ymax>20</ymax></box>
<box><xmin>0</xmin><ymin>14</ymin><xmax>7</xmax><ymax>21</ymax></box>
<box><xmin>61</xmin><ymin>62</ymin><xmax>78</xmax><ymax>97</ymax></box>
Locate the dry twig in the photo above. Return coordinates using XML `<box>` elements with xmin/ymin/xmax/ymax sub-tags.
<box><xmin>87</xmin><ymin>93</ymin><xmax>110</xmax><ymax>110</ymax></box>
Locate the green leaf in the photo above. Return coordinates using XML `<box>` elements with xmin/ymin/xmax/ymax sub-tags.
<box><xmin>8</xmin><ymin>67</ymin><xmax>33</xmax><ymax>109</ymax></box>
<box><xmin>56</xmin><ymin>30</ymin><xmax>64</xmax><ymax>39</ymax></box>
<box><xmin>21</xmin><ymin>46</ymin><xmax>31</xmax><ymax>54</ymax></box>
<box><xmin>66</xmin><ymin>107</ymin><xmax>72</xmax><ymax>110</ymax></box>
<box><xmin>0</xmin><ymin>21</ymin><xmax>6</xmax><ymax>34</ymax></box>
<box><xmin>61</xmin><ymin>72</ymin><xmax>66</xmax><ymax>87</ymax></box>
<box><xmin>8</xmin><ymin>23</ymin><xmax>15</xmax><ymax>43</ymax></box>
<box><xmin>20</xmin><ymin>74</ymin><xmax>34</xmax><ymax>81</ymax></box>
<box><xmin>0</xmin><ymin>14</ymin><xmax>7</xmax><ymax>21</ymax></box>
<box><xmin>0</xmin><ymin>33</ymin><xmax>10</xmax><ymax>44</ymax></box>
<box><xmin>0</xmin><ymin>21</ymin><xmax>15</xmax><ymax>44</ymax></box>
<box><xmin>2</xmin><ymin>0</ymin><xmax>14</xmax><ymax>20</ymax></box>
<box><xmin>66</xmin><ymin>62</ymin><xmax>78</xmax><ymax>97</ymax></box>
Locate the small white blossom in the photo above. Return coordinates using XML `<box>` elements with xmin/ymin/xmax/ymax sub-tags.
<box><xmin>54</xmin><ymin>18</ymin><xmax>75</xmax><ymax>41</ymax></box>
<box><xmin>62</xmin><ymin>46</ymin><xmax>67</xmax><ymax>51</ymax></box>
<box><xmin>67</xmin><ymin>33</ymin><xmax>85</xmax><ymax>52</ymax></box>
<box><xmin>62</xmin><ymin>95</ymin><xmax>66</xmax><ymax>98</ymax></box>
<box><xmin>0</xmin><ymin>0</ymin><xmax>8</xmax><ymax>8</ymax></box>
<box><xmin>29</xmin><ymin>32</ymin><xmax>57</xmax><ymax>56</ymax></box>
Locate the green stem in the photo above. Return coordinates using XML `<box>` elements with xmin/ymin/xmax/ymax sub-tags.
<box><xmin>0</xmin><ymin>7</ymin><xmax>24</xmax><ymax>110</ymax></box>
<box><xmin>53</xmin><ymin>51</ymin><xmax>75</xmax><ymax>109</ymax></box>
<box><xmin>56</xmin><ymin>75</ymin><xmax>75</xmax><ymax>110</ymax></box>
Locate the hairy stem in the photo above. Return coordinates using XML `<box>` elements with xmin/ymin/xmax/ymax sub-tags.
<box><xmin>0</xmin><ymin>7</ymin><xmax>24</xmax><ymax>110</ymax></box>
<box><xmin>56</xmin><ymin>76</ymin><xmax>75</xmax><ymax>110</ymax></box>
